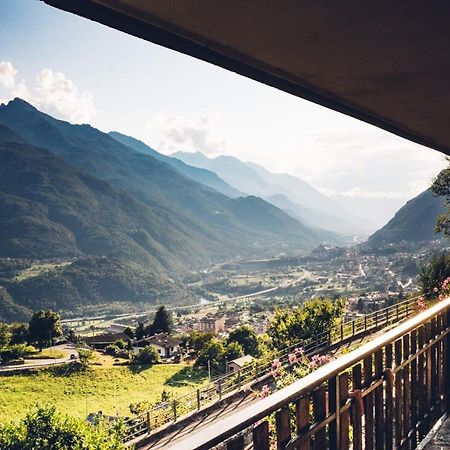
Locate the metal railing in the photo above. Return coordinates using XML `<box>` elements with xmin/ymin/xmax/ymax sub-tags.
<box><xmin>173</xmin><ymin>297</ymin><xmax>450</xmax><ymax>450</ymax></box>
<box><xmin>115</xmin><ymin>296</ymin><xmax>423</xmax><ymax>442</ymax></box>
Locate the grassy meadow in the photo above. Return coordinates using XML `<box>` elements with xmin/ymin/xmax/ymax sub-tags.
<box><xmin>0</xmin><ymin>357</ymin><xmax>207</xmax><ymax>423</ymax></box>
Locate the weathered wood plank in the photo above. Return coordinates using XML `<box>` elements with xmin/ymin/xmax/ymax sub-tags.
<box><xmin>276</xmin><ymin>405</ymin><xmax>291</xmax><ymax>450</ymax></box>
<box><xmin>410</xmin><ymin>329</ymin><xmax>418</xmax><ymax>448</ymax></box>
<box><xmin>374</xmin><ymin>349</ymin><xmax>384</xmax><ymax>450</ymax></box>
<box><xmin>328</xmin><ymin>376</ymin><xmax>339</xmax><ymax>450</ymax></box>
<box><xmin>363</xmin><ymin>355</ymin><xmax>374</xmax><ymax>450</ymax></box>
<box><xmin>313</xmin><ymin>387</ymin><xmax>327</xmax><ymax>450</ymax></box>
<box><xmin>253</xmin><ymin>420</ymin><xmax>270</xmax><ymax>450</ymax></box>
<box><xmin>339</xmin><ymin>373</ymin><xmax>350</xmax><ymax>450</ymax></box>
<box><xmin>295</xmin><ymin>396</ymin><xmax>311</xmax><ymax>450</ymax></box>
<box><xmin>394</xmin><ymin>338</ymin><xmax>403</xmax><ymax>448</ymax></box>
<box><xmin>403</xmin><ymin>333</ymin><xmax>411</xmax><ymax>450</ymax></box>
<box><xmin>351</xmin><ymin>364</ymin><xmax>363</xmax><ymax>450</ymax></box>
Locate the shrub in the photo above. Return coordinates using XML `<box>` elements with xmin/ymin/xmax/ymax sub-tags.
<box><xmin>419</xmin><ymin>252</ymin><xmax>450</xmax><ymax>298</ymax></box>
<box><xmin>135</xmin><ymin>346</ymin><xmax>160</xmax><ymax>365</ymax></box>
<box><xmin>104</xmin><ymin>344</ymin><xmax>120</xmax><ymax>357</ymax></box>
<box><xmin>0</xmin><ymin>405</ymin><xmax>124</xmax><ymax>449</ymax></box>
<box><xmin>0</xmin><ymin>344</ymin><xmax>35</xmax><ymax>362</ymax></box>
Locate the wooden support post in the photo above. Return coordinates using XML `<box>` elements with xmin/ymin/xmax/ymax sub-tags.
<box><xmin>173</xmin><ymin>399</ymin><xmax>177</xmax><ymax>422</ymax></box>
<box><xmin>296</xmin><ymin>396</ymin><xmax>311</xmax><ymax>450</ymax></box>
<box><xmin>197</xmin><ymin>388</ymin><xmax>201</xmax><ymax>410</ymax></box>
<box><xmin>329</xmin><ymin>376</ymin><xmax>340</xmax><ymax>450</ymax></box>
<box><xmin>146</xmin><ymin>411</ymin><xmax>151</xmax><ymax>435</ymax></box>
<box><xmin>339</xmin><ymin>373</ymin><xmax>350</xmax><ymax>450</ymax></box>
<box><xmin>374</xmin><ymin>350</ymin><xmax>384</xmax><ymax>450</ymax></box>
<box><xmin>253</xmin><ymin>421</ymin><xmax>269</xmax><ymax>450</ymax></box>
<box><xmin>394</xmin><ymin>338</ymin><xmax>403</xmax><ymax>448</ymax></box>
<box><xmin>363</xmin><ymin>355</ymin><xmax>374</xmax><ymax>450</ymax></box>
<box><xmin>351</xmin><ymin>364</ymin><xmax>363</xmax><ymax>450</ymax></box>
<box><xmin>313</xmin><ymin>387</ymin><xmax>327</xmax><ymax>449</ymax></box>
<box><xmin>410</xmin><ymin>329</ymin><xmax>418</xmax><ymax>447</ymax></box>
<box><xmin>403</xmin><ymin>333</ymin><xmax>411</xmax><ymax>449</ymax></box>
<box><xmin>275</xmin><ymin>406</ymin><xmax>291</xmax><ymax>449</ymax></box>
<box><xmin>227</xmin><ymin>435</ymin><xmax>245</xmax><ymax>450</ymax></box>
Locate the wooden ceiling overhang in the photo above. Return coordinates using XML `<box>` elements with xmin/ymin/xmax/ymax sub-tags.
<box><xmin>44</xmin><ymin>0</ymin><xmax>450</xmax><ymax>154</ymax></box>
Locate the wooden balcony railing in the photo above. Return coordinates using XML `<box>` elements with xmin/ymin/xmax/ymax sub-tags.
<box><xmin>170</xmin><ymin>298</ymin><xmax>450</xmax><ymax>450</ymax></box>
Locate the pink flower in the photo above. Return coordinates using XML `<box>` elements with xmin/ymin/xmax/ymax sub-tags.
<box><xmin>294</xmin><ymin>347</ymin><xmax>304</xmax><ymax>357</ymax></box>
<box><xmin>434</xmin><ymin>287</ymin><xmax>439</xmax><ymax>293</ymax></box>
<box><xmin>260</xmin><ymin>384</ymin><xmax>270</xmax><ymax>399</ymax></box>
<box><xmin>271</xmin><ymin>359</ymin><xmax>281</xmax><ymax>370</ymax></box>
<box><xmin>288</xmin><ymin>353</ymin><xmax>298</xmax><ymax>364</ymax></box>
<box><xmin>417</xmin><ymin>297</ymin><xmax>426</xmax><ymax>311</ymax></box>
<box><xmin>309</xmin><ymin>354</ymin><xmax>330</xmax><ymax>369</ymax></box>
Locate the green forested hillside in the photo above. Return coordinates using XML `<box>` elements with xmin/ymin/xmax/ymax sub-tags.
<box><xmin>367</xmin><ymin>189</ymin><xmax>445</xmax><ymax>248</ymax></box>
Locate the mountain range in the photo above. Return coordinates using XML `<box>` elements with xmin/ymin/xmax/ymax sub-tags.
<box><xmin>172</xmin><ymin>151</ymin><xmax>375</xmax><ymax>235</ymax></box>
<box><xmin>0</xmin><ymin>98</ymin><xmax>335</xmax><ymax>319</ymax></box>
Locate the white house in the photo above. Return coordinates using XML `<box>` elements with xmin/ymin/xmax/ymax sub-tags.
<box><xmin>133</xmin><ymin>332</ymin><xmax>181</xmax><ymax>358</ymax></box>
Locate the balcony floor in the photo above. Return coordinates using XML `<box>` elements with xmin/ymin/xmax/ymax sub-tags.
<box><xmin>424</xmin><ymin>414</ymin><xmax>450</xmax><ymax>450</ymax></box>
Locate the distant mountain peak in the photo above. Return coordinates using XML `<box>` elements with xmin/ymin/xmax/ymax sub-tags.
<box><xmin>3</xmin><ymin>97</ymin><xmax>37</xmax><ymax>111</ymax></box>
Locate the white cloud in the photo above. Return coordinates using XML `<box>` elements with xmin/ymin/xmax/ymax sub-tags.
<box><xmin>35</xmin><ymin>69</ymin><xmax>96</xmax><ymax>123</ymax></box>
<box><xmin>146</xmin><ymin>112</ymin><xmax>225</xmax><ymax>155</ymax></box>
<box><xmin>0</xmin><ymin>61</ymin><xmax>97</xmax><ymax>123</ymax></box>
<box><xmin>0</xmin><ymin>62</ymin><xmax>16</xmax><ymax>89</ymax></box>
<box><xmin>288</xmin><ymin>127</ymin><xmax>447</xmax><ymax>199</ymax></box>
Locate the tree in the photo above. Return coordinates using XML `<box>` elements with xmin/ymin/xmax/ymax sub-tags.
<box><xmin>227</xmin><ymin>325</ymin><xmax>260</xmax><ymax>356</ymax></box>
<box><xmin>431</xmin><ymin>162</ymin><xmax>450</xmax><ymax>236</ymax></box>
<box><xmin>152</xmin><ymin>306</ymin><xmax>172</xmax><ymax>334</ymax></box>
<box><xmin>196</xmin><ymin>338</ymin><xmax>225</xmax><ymax>370</ymax></box>
<box><xmin>28</xmin><ymin>310</ymin><xmax>62</xmax><ymax>351</ymax></box>
<box><xmin>268</xmin><ymin>298</ymin><xmax>344</xmax><ymax>350</ymax></box>
<box><xmin>0</xmin><ymin>405</ymin><xmax>123</xmax><ymax>449</ymax></box>
<box><xmin>225</xmin><ymin>341</ymin><xmax>244</xmax><ymax>361</ymax></box>
<box><xmin>419</xmin><ymin>252</ymin><xmax>450</xmax><ymax>298</ymax></box>
<box><xmin>186</xmin><ymin>331</ymin><xmax>214</xmax><ymax>353</ymax></box>
<box><xmin>0</xmin><ymin>323</ymin><xmax>10</xmax><ymax>348</ymax></box>
<box><xmin>123</xmin><ymin>327</ymin><xmax>134</xmax><ymax>339</ymax></box>
<box><xmin>9</xmin><ymin>323</ymin><xmax>28</xmax><ymax>345</ymax></box>
<box><xmin>135</xmin><ymin>346</ymin><xmax>160</xmax><ymax>365</ymax></box>
<box><xmin>135</xmin><ymin>322</ymin><xmax>145</xmax><ymax>340</ymax></box>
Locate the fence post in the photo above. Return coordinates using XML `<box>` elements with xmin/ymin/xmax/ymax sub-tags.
<box><xmin>352</xmin><ymin>320</ymin><xmax>355</xmax><ymax>336</ymax></box>
<box><xmin>364</xmin><ymin>315</ymin><xmax>367</xmax><ymax>331</ymax></box>
<box><xmin>238</xmin><ymin>370</ymin><xmax>242</xmax><ymax>389</ymax></box>
<box><xmin>396</xmin><ymin>304</ymin><xmax>399</xmax><ymax>320</ymax></box>
<box><xmin>218</xmin><ymin>379</ymin><xmax>222</xmax><ymax>400</ymax></box>
<box><xmin>146</xmin><ymin>411</ymin><xmax>151</xmax><ymax>435</ymax></box>
<box><xmin>197</xmin><ymin>388</ymin><xmax>201</xmax><ymax>410</ymax></box>
<box><xmin>340</xmin><ymin>323</ymin><xmax>344</xmax><ymax>341</ymax></box>
<box><xmin>173</xmin><ymin>399</ymin><xmax>177</xmax><ymax>422</ymax></box>
<box><xmin>375</xmin><ymin>311</ymin><xmax>378</xmax><ymax>328</ymax></box>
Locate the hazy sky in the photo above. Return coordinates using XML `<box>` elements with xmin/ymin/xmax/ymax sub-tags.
<box><xmin>0</xmin><ymin>0</ymin><xmax>446</xmax><ymax>223</ymax></box>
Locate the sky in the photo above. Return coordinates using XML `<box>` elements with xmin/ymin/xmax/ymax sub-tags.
<box><xmin>0</xmin><ymin>0</ymin><xmax>447</xmax><ymax>226</ymax></box>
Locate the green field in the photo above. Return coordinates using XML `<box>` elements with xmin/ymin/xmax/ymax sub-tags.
<box><xmin>0</xmin><ymin>362</ymin><xmax>206</xmax><ymax>423</ymax></box>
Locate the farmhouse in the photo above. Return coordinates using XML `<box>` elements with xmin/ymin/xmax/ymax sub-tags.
<box><xmin>133</xmin><ymin>332</ymin><xmax>181</xmax><ymax>358</ymax></box>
